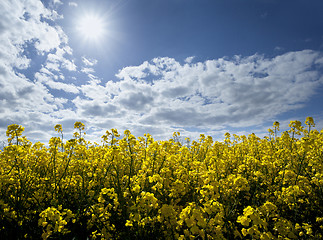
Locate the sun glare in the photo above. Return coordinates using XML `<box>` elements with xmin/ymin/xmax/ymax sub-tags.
<box><xmin>77</xmin><ymin>14</ymin><xmax>106</xmax><ymax>41</ymax></box>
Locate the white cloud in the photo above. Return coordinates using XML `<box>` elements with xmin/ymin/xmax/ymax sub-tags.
<box><xmin>68</xmin><ymin>2</ymin><xmax>78</xmax><ymax>7</ymax></box>
<box><xmin>35</xmin><ymin>72</ymin><xmax>79</xmax><ymax>94</ymax></box>
<box><xmin>62</xmin><ymin>59</ymin><xmax>77</xmax><ymax>71</ymax></box>
<box><xmin>116</xmin><ymin>61</ymin><xmax>150</xmax><ymax>80</ymax></box>
<box><xmin>45</xmin><ymin>80</ymin><xmax>79</xmax><ymax>94</ymax></box>
<box><xmin>14</xmin><ymin>54</ymin><xmax>31</xmax><ymax>70</ymax></box>
<box><xmin>34</xmin><ymin>26</ymin><xmax>65</xmax><ymax>53</ymax></box>
<box><xmin>53</xmin><ymin>0</ymin><xmax>63</xmax><ymax>5</ymax></box>
<box><xmin>185</xmin><ymin>56</ymin><xmax>195</xmax><ymax>63</ymax></box>
<box><xmin>82</xmin><ymin>56</ymin><xmax>98</xmax><ymax>66</ymax></box>
<box><xmin>69</xmin><ymin>50</ymin><xmax>323</xmax><ymax>141</ymax></box>
<box><xmin>81</xmin><ymin>67</ymin><xmax>95</xmax><ymax>74</ymax></box>
<box><xmin>0</xmin><ymin>0</ymin><xmax>78</xmax><ymax>142</ymax></box>
<box><xmin>45</xmin><ymin>48</ymin><xmax>77</xmax><ymax>72</ymax></box>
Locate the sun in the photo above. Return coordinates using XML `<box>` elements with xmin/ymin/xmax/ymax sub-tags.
<box><xmin>77</xmin><ymin>14</ymin><xmax>106</xmax><ymax>41</ymax></box>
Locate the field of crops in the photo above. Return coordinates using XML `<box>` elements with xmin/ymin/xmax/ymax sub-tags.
<box><xmin>0</xmin><ymin>118</ymin><xmax>322</xmax><ymax>239</ymax></box>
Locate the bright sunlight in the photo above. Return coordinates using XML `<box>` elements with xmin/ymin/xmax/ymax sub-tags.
<box><xmin>77</xmin><ymin>14</ymin><xmax>106</xmax><ymax>41</ymax></box>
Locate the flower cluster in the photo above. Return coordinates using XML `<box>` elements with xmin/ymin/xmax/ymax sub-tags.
<box><xmin>0</xmin><ymin>118</ymin><xmax>322</xmax><ymax>239</ymax></box>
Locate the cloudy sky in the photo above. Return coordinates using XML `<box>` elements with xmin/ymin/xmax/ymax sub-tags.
<box><xmin>1</xmin><ymin>0</ymin><xmax>323</xmax><ymax>144</ymax></box>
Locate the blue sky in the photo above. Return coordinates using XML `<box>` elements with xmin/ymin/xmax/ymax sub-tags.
<box><xmin>1</xmin><ymin>0</ymin><xmax>323</xmax><ymax>144</ymax></box>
